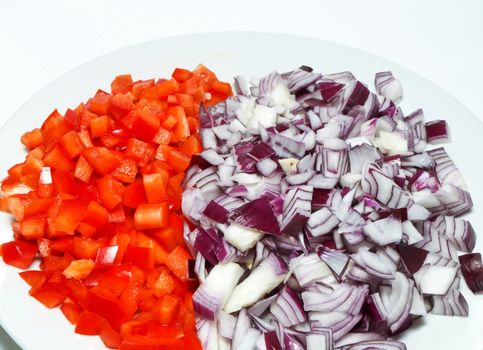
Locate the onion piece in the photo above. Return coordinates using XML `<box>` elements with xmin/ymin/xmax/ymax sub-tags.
<box><xmin>459</xmin><ymin>253</ymin><xmax>483</xmax><ymax>294</ymax></box>
<box><xmin>193</xmin><ymin>262</ymin><xmax>244</xmax><ymax>320</ymax></box>
<box><xmin>224</xmin><ymin>254</ymin><xmax>287</xmax><ymax>313</ymax></box>
<box><xmin>223</xmin><ymin>223</ymin><xmax>264</xmax><ymax>252</ymax></box>
<box><xmin>270</xmin><ymin>286</ymin><xmax>307</xmax><ymax>327</ymax></box>
<box><xmin>229</xmin><ymin>197</ymin><xmax>280</xmax><ymax>235</ymax></box>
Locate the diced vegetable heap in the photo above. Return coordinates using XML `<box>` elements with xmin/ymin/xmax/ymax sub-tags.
<box><xmin>0</xmin><ymin>65</ymin><xmax>232</xmax><ymax>349</ymax></box>
<box><xmin>183</xmin><ymin>67</ymin><xmax>480</xmax><ymax>350</ymax></box>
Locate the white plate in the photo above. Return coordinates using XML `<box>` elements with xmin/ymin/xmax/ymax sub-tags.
<box><xmin>0</xmin><ymin>32</ymin><xmax>482</xmax><ymax>350</ymax></box>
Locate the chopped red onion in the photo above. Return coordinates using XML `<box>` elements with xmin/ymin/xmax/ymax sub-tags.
<box><xmin>184</xmin><ymin>66</ymin><xmax>478</xmax><ymax>350</ymax></box>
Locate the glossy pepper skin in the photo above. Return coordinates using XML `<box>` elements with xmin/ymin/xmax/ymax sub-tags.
<box><xmin>0</xmin><ymin>64</ymin><xmax>232</xmax><ymax>349</ymax></box>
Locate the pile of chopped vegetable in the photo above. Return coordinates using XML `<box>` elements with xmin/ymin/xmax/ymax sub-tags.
<box><xmin>0</xmin><ymin>65</ymin><xmax>233</xmax><ymax>349</ymax></box>
<box><xmin>183</xmin><ymin>66</ymin><xmax>481</xmax><ymax>350</ymax></box>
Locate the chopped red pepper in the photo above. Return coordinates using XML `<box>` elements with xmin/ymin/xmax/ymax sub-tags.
<box><xmin>0</xmin><ymin>65</ymin><xmax>232</xmax><ymax>349</ymax></box>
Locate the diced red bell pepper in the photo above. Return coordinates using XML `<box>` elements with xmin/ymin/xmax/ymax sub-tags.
<box><xmin>132</xmin><ymin>106</ymin><xmax>160</xmax><ymax>142</ymax></box>
<box><xmin>143</xmin><ymin>173</ymin><xmax>168</xmax><ymax>203</ymax></box>
<box><xmin>122</xmin><ymin>181</ymin><xmax>147</xmax><ymax>208</ymax></box>
<box><xmin>110</xmin><ymin>93</ymin><xmax>135</xmax><ymax>120</ymax></box>
<box><xmin>112</xmin><ymin>158</ymin><xmax>138</xmax><ymax>184</ymax></box>
<box><xmin>32</xmin><ymin>282</ymin><xmax>69</xmax><ymax>308</ymax></box>
<box><xmin>156</xmin><ymin>79</ymin><xmax>179</xmax><ymax>98</ymax></box>
<box><xmin>78</xmin><ymin>130</ymin><xmax>94</xmax><ymax>148</ymax></box>
<box><xmin>111</xmin><ymin>74</ymin><xmax>133</xmax><ymax>95</ymax></box>
<box><xmin>98</xmin><ymin>175</ymin><xmax>125</xmax><ymax>211</ymax></box>
<box><xmin>21</xmin><ymin>128</ymin><xmax>43</xmax><ymax>150</ymax></box>
<box><xmin>60</xmin><ymin>302</ymin><xmax>82</xmax><ymax>325</ymax></box>
<box><xmin>43</xmin><ymin>146</ymin><xmax>74</xmax><ymax>171</ymax></box>
<box><xmin>74</xmin><ymin>155</ymin><xmax>94</xmax><ymax>183</ymax></box>
<box><xmin>90</xmin><ymin>115</ymin><xmax>112</xmax><ymax>138</ymax></box>
<box><xmin>41</xmin><ymin>110</ymin><xmax>73</xmax><ymax>147</ymax></box>
<box><xmin>63</xmin><ymin>259</ymin><xmax>95</xmax><ymax>280</ymax></box>
<box><xmin>51</xmin><ymin>200</ymin><xmax>85</xmax><ymax>234</ymax></box>
<box><xmin>83</xmin><ymin>147</ymin><xmax>120</xmax><ymax>175</ymax></box>
<box><xmin>172</xmin><ymin>68</ymin><xmax>193</xmax><ymax>83</ymax></box>
<box><xmin>156</xmin><ymin>294</ymin><xmax>180</xmax><ymax>325</ymax></box>
<box><xmin>51</xmin><ymin>169</ymin><xmax>76</xmax><ymax>195</ymax></box>
<box><xmin>83</xmin><ymin>201</ymin><xmax>108</xmax><ymax>228</ymax></box>
<box><xmin>2</xmin><ymin>240</ymin><xmax>38</xmax><ymax>269</ymax></box>
<box><xmin>165</xmin><ymin>246</ymin><xmax>191</xmax><ymax>281</ymax></box>
<box><xmin>59</xmin><ymin>130</ymin><xmax>84</xmax><ymax>158</ymax></box>
<box><xmin>80</xmin><ymin>287</ymin><xmax>127</xmax><ymax>330</ymax></box>
<box><xmin>100</xmin><ymin>319</ymin><xmax>122</xmax><ymax>349</ymax></box>
<box><xmin>75</xmin><ymin>311</ymin><xmax>104</xmax><ymax>335</ymax></box>
<box><xmin>23</xmin><ymin>198</ymin><xmax>53</xmax><ymax>218</ymax></box>
<box><xmin>87</xmin><ymin>93</ymin><xmax>112</xmax><ymax>116</ymax></box>
<box><xmin>152</xmin><ymin>127</ymin><xmax>172</xmax><ymax>145</ymax></box>
<box><xmin>124</xmin><ymin>245</ymin><xmax>154</xmax><ymax>270</ymax></box>
<box><xmin>167</xmin><ymin>150</ymin><xmax>190</xmax><ymax>173</ymax></box>
<box><xmin>95</xmin><ymin>246</ymin><xmax>119</xmax><ymax>265</ymax></box>
<box><xmin>125</xmin><ymin>138</ymin><xmax>155</xmax><ymax>167</ymax></box>
<box><xmin>20</xmin><ymin>217</ymin><xmax>46</xmax><ymax>240</ymax></box>
<box><xmin>134</xmin><ymin>202</ymin><xmax>168</xmax><ymax>230</ymax></box>
<box><xmin>19</xmin><ymin>270</ymin><xmax>47</xmax><ymax>295</ymax></box>
<box><xmin>72</xmin><ymin>237</ymin><xmax>104</xmax><ymax>260</ymax></box>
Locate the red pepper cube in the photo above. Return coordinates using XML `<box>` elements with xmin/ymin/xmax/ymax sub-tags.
<box><xmin>167</xmin><ymin>149</ymin><xmax>191</xmax><ymax>173</ymax></box>
<box><xmin>95</xmin><ymin>245</ymin><xmax>119</xmax><ymax>265</ymax></box>
<box><xmin>51</xmin><ymin>169</ymin><xmax>76</xmax><ymax>195</ymax></box>
<box><xmin>152</xmin><ymin>127</ymin><xmax>172</xmax><ymax>145</ymax></box>
<box><xmin>32</xmin><ymin>282</ymin><xmax>69</xmax><ymax>308</ymax></box>
<box><xmin>122</xmin><ymin>181</ymin><xmax>147</xmax><ymax>208</ymax></box>
<box><xmin>110</xmin><ymin>93</ymin><xmax>134</xmax><ymax>120</ymax></box>
<box><xmin>83</xmin><ymin>201</ymin><xmax>108</xmax><ymax>228</ymax></box>
<box><xmin>172</xmin><ymin>68</ymin><xmax>193</xmax><ymax>83</ymax></box>
<box><xmin>86</xmin><ymin>93</ymin><xmax>112</xmax><ymax>116</ymax></box>
<box><xmin>21</xmin><ymin>128</ymin><xmax>43</xmax><ymax>150</ymax></box>
<box><xmin>168</xmin><ymin>106</ymin><xmax>190</xmax><ymax>141</ymax></box>
<box><xmin>98</xmin><ymin>175</ymin><xmax>124</xmax><ymax>211</ymax></box>
<box><xmin>75</xmin><ymin>311</ymin><xmax>104</xmax><ymax>335</ymax></box>
<box><xmin>178</xmin><ymin>134</ymin><xmax>202</xmax><ymax>157</ymax></box>
<box><xmin>211</xmin><ymin>80</ymin><xmax>233</xmax><ymax>96</ymax></box>
<box><xmin>161</xmin><ymin>114</ymin><xmax>177</xmax><ymax>130</ymax></box>
<box><xmin>90</xmin><ymin>115</ymin><xmax>112</xmax><ymax>138</ymax></box>
<box><xmin>19</xmin><ymin>270</ymin><xmax>47</xmax><ymax>295</ymax></box>
<box><xmin>77</xmin><ymin>130</ymin><xmax>93</xmax><ymax>148</ymax></box>
<box><xmin>20</xmin><ymin>217</ymin><xmax>46</xmax><ymax>240</ymax></box>
<box><xmin>111</xmin><ymin>74</ymin><xmax>133</xmax><ymax>95</ymax></box>
<box><xmin>100</xmin><ymin>319</ymin><xmax>122</xmax><ymax>349</ymax></box>
<box><xmin>23</xmin><ymin>198</ymin><xmax>54</xmax><ymax>219</ymax></box>
<box><xmin>143</xmin><ymin>173</ymin><xmax>168</xmax><ymax>203</ymax></box>
<box><xmin>80</xmin><ymin>287</ymin><xmax>127</xmax><ymax>330</ymax></box>
<box><xmin>72</xmin><ymin>237</ymin><xmax>103</xmax><ymax>260</ymax></box>
<box><xmin>74</xmin><ymin>155</ymin><xmax>94</xmax><ymax>183</ymax></box>
<box><xmin>157</xmin><ymin>294</ymin><xmax>180</xmax><ymax>325</ymax></box>
<box><xmin>41</xmin><ymin>110</ymin><xmax>73</xmax><ymax>147</ymax></box>
<box><xmin>111</xmin><ymin>158</ymin><xmax>137</xmax><ymax>184</ymax></box>
<box><xmin>125</xmin><ymin>138</ymin><xmax>155</xmax><ymax>167</ymax></box>
<box><xmin>132</xmin><ymin>106</ymin><xmax>160</xmax><ymax>142</ymax></box>
<box><xmin>43</xmin><ymin>146</ymin><xmax>75</xmax><ymax>171</ymax></box>
<box><xmin>124</xmin><ymin>245</ymin><xmax>154</xmax><ymax>270</ymax></box>
<box><xmin>134</xmin><ymin>202</ymin><xmax>169</xmax><ymax>230</ymax></box>
<box><xmin>51</xmin><ymin>200</ymin><xmax>85</xmax><ymax>234</ymax></box>
<box><xmin>1</xmin><ymin>240</ymin><xmax>38</xmax><ymax>269</ymax></box>
<box><xmin>156</xmin><ymin>79</ymin><xmax>179</xmax><ymax>97</ymax></box>
<box><xmin>82</xmin><ymin>147</ymin><xmax>120</xmax><ymax>175</ymax></box>
<box><xmin>166</xmin><ymin>245</ymin><xmax>192</xmax><ymax>281</ymax></box>
<box><xmin>60</xmin><ymin>302</ymin><xmax>82</xmax><ymax>325</ymax></box>
<box><xmin>59</xmin><ymin>130</ymin><xmax>84</xmax><ymax>158</ymax></box>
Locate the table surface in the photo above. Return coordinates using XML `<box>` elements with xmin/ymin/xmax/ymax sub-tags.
<box><xmin>1</xmin><ymin>0</ymin><xmax>482</xmax><ymax>348</ymax></box>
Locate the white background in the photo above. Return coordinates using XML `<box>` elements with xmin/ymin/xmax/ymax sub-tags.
<box><xmin>0</xmin><ymin>0</ymin><xmax>482</xmax><ymax>348</ymax></box>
